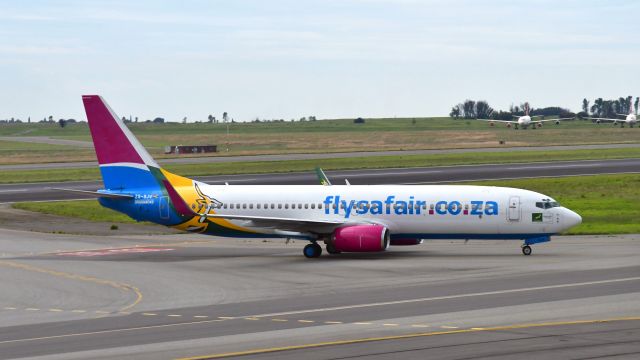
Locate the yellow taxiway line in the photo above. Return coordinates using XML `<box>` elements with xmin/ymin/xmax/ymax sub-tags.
<box><xmin>177</xmin><ymin>316</ymin><xmax>640</xmax><ymax>360</ymax></box>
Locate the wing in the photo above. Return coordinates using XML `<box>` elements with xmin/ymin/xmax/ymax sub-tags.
<box><xmin>586</xmin><ymin>117</ymin><xmax>619</xmax><ymax>122</ymax></box>
<box><xmin>202</xmin><ymin>213</ymin><xmax>371</xmax><ymax>233</ymax></box>
<box><xmin>475</xmin><ymin>119</ymin><xmax>516</xmax><ymax>124</ymax></box>
<box><xmin>535</xmin><ymin>117</ymin><xmax>575</xmax><ymax>123</ymax></box>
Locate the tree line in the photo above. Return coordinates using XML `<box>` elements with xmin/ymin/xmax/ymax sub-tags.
<box><xmin>582</xmin><ymin>96</ymin><xmax>639</xmax><ymax>118</ymax></box>
<box><xmin>450</xmin><ymin>96</ymin><xmax>639</xmax><ymax>120</ymax></box>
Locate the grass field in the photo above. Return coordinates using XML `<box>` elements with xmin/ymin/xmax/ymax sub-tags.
<box><xmin>1</xmin><ymin>119</ymin><xmax>639</xmax><ymax>164</ymax></box>
<box><xmin>0</xmin><ymin>147</ymin><xmax>639</xmax><ymax>184</ymax></box>
<box><xmin>12</xmin><ymin>200</ymin><xmax>135</xmax><ymax>223</ymax></box>
<box><xmin>13</xmin><ymin>174</ymin><xmax>640</xmax><ymax>235</ymax></box>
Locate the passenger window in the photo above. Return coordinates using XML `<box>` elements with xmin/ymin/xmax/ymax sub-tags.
<box><xmin>285</xmin><ymin>204</ymin><xmax>289</xmax><ymax>209</ymax></box>
<box><xmin>278</xmin><ymin>204</ymin><xmax>282</xmax><ymax>209</ymax></box>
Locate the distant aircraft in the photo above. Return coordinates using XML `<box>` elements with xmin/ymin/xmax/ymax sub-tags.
<box><xmin>76</xmin><ymin>95</ymin><xmax>582</xmax><ymax>258</ymax></box>
<box><xmin>588</xmin><ymin>106</ymin><xmax>638</xmax><ymax>128</ymax></box>
<box><xmin>478</xmin><ymin>103</ymin><xmax>574</xmax><ymax>130</ymax></box>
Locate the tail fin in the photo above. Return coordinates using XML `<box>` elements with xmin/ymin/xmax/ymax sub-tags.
<box><xmin>82</xmin><ymin>95</ymin><xmax>160</xmax><ymax>190</ymax></box>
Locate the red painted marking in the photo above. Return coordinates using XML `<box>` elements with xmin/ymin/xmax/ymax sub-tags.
<box><xmin>56</xmin><ymin>248</ymin><xmax>175</xmax><ymax>257</ymax></box>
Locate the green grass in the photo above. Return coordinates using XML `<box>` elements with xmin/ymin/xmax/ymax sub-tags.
<box><xmin>1</xmin><ymin>147</ymin><xmax>639</xmax><ymax>184</ymax></box>
<box><xmin>13</xmin><ymin>174</ymin><xmax>640</xmax><ymax>235</ymax></box>
<box><xmin>12</xmin><ymin>200</ymin><xmax>136</xmax><ymax>223</ymax></box>
<box><xmin>2</xmin><ymin>117</ymin><xmax>638</xmax><ymax>138</ymax></box>
<box><xmin>464</xmin><ymin>174</ymin><xmax>640</xmax><ymax>235</ymax></box>
<box><xmin>2</xmin><ymin>118</ymin><xmax>639</xmax><ymax>165</ymax></box>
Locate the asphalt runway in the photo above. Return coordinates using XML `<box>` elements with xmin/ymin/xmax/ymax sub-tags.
<box><xmin>0</xmin><ymin>229</ymin><xmax>638</xmax><ymax>359</ymax></box>
<box><xmin>1</xmin><ymin>142</ymin><xmax>638</xmax><ymax>171</ymax></box>
<box><xmin>1</xmin><ymin>158</ymin><xmax>639</xmax><ymax>203</ymax></box>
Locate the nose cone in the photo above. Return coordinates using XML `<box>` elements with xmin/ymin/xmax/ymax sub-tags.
<box><xmin>564</xmin><ymin>208</ymin><xmax>582</xmax><ymax>229</ymax></box>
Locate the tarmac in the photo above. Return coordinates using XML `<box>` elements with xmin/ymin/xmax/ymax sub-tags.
<box><xmin>0</xmin><ymin>228</ymin><xmax>638</xmax><ymax>359</ymax></box>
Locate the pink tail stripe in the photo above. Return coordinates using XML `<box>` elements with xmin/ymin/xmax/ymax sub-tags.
<box><xmin>82</xmin><ymin>95</ymin><xmax>158</xmax><ymax>167</ymax></box>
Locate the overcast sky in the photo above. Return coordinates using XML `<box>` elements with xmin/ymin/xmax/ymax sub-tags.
<box><xmin>1</xmin><ymin>0</ymin><xmax>638</xmax><ymax>122</ymax></box>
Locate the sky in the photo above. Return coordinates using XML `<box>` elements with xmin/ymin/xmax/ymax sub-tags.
<box><xmin>0</xmin><ymin>0</ymin><xmax>639</xmax><ymax>122</ymax></box>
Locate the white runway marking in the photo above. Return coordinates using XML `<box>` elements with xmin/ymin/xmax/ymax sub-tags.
<box><xmin>243</xmin><ymin>277</ymin><xmax>640</xmax><ymax>319</ymax></box>
<box><xmin>507</xmin><ymin>164</ymin><xmax>604</xmax><ymax>170</ymax></box>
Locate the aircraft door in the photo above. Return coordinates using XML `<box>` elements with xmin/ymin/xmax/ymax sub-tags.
<box><xmin>159</xmin><ymin>196</ymin><xmax>170</xmax><ymax>219</ymax></box>
<box><xmin>508</xmin><ymin>196</ymin><xmax>520</xmax><ymax>221</ymax></box>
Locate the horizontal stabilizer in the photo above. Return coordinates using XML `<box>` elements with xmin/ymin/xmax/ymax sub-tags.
<box><xmin>50</xmin><ymin>188</ymin><xmax>134</xmax><ymax>199</ymax></box>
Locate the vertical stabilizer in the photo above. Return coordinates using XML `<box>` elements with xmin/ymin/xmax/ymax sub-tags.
<box><xmin>82</xmin><ymin>95</ymin><xmax>160</xmax><ymax>190</ymax></box>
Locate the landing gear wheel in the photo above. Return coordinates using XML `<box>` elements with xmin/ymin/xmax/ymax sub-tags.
<box><xmin>522</xmin><ymin>245</ymin><xmax>532</xmax><ymax>256</ymax></box>
<box><xmin>326</xmin><ymin>243</ymin><xmax>341</xmax><ymax>255</ymax></box>
<box><xmin>303</xmin><ymin>243</ymin><xmax>322</xmax><ymax>258</ymax></box>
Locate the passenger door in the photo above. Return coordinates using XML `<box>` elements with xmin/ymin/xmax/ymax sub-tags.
<box><xmin>508</xmin><ymin>196</ymin><xmax>520</xmax><ymax>221</ymax></box>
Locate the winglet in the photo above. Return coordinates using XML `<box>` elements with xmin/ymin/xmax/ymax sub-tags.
<box><xmin>315</xmin><ymin>167</ymin><xmax>332</xmax><ymax>186</ymax></box>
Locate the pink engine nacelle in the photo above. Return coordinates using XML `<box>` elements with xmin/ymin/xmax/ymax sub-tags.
<box><xmin>331</xmin><ymin>225</ymin><xmax>390</xmax><ymax>252</ymax></box>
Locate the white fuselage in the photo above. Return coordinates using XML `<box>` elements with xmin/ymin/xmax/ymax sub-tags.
<box><xmin>624</xmin><ymin>114</ymin><xmax>637</xmax><ymax>125</ymax></box>
<box><xmin>201</xmin><ymin>184</ymin><xmax>581</xmax><ymax>240</ymax></box>
<box><xmin>518</xmin><ymin>116</ymin><xmax>532</xmax><ymax>126</ymax></box>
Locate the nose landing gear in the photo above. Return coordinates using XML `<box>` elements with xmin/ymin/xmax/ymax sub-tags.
<box><xmin>521</xmin><ymin>236</ymin><xmax>551</xmax><ymax>256</ymax></box>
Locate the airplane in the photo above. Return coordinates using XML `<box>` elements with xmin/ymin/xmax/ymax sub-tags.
<box><xmin>478</xmin><ymin>103</ymin><xmax>574</xmax><ymax>130</ymax></box>
<box><xmin>588</xmin><ymin>106</ymin><xmax>638</xmax><ymax>128</ymax></box>
<box><xmin>78</xmin><ymin>95</ymin><xmax>582</xmax><ymax>258</ymax></box>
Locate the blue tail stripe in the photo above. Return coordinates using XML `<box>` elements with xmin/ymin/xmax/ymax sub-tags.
<box><xmin>100</xmin><ymin>166</ymin><xmax>161</xmax><ymax>190</ymax></box>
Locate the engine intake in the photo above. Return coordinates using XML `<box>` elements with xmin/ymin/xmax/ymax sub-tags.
<box><xmin>331</xmin><ymin>225</ymin><xmax>390</xmax><ymax>252</ymax></box>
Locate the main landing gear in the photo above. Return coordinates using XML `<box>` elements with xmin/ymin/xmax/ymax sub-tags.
<box><xmin>521</xmin><ymin>245</ymin><xmax>532</xmax><ymax>256</ymax></box>
<box><xmin>303</xmin><ymin>243</ymin><xmax>322</xmax><ymax>258</ymax></box>
<box><xmin>326</xmin><ymin>243</ymin><xmax>341</xmax><ymax>255</ymax></box>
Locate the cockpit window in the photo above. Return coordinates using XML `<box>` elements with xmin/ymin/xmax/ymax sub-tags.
<box><xmin>535</xmin><ymin>199</ymin><xmax>560</xmax><ymax>209</ymax></box>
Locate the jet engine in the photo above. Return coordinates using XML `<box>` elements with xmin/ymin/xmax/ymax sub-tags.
<box><xmin>330</xmin><ymin>225</ymin><xmax>390</xmax><ymax>252</ymax></box>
